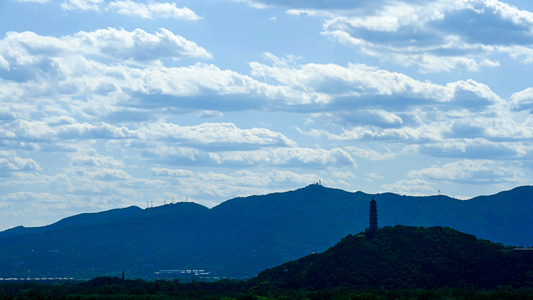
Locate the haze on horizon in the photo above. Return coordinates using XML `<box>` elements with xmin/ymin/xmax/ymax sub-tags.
<box><xmin>1</xmin><ymin>0</ymin><xmax>533</xmax><ymax>231</ymax></box>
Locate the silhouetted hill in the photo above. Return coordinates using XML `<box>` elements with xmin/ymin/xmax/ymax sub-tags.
<box><xmin>1</xmin><ymin>184</ymin><xmax>533</xmax><ymax>279</ymax></box>
<box><xmin>252</xmin><ymin>226</ymin><xmax>533</xmax><ymax>290</ymax></box>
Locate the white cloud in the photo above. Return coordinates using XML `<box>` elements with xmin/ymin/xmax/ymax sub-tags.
<box><xmin>0</xmin><ymin>28</ymin><xmax>211</xmax><ymax>69</ymax></box>
<box><xmin>139</xmin><ymin>122</ymin><xmax>296</xmax><ymax>147</ymax></box>
<box><xmin>153</xmin><ymin>168</ymin><xmax>322</xmax><ymax>199</ymax></box>
<box><xmin>251</xmin><ymin>55</ymin><xmax>503</xmax><ymax>108</ymax></box>
<box><xmin>408</xmin><ymin>159</ymin><xmax>525</xmax><ymax>184</ymax></box>
<box><xmin>197</xmin><ymin>110</ymin><xmax>223</xmax><ymax>118</ymax></box>
<box><xmin>313</xmin><ymin>124</ymin><xmax>448</xmax><ymax>142</ymax></box>
<box><xmin>58</xmin><ymin>122</ymin><xmax>136</xmax><ymax>140</ymax></box>
<box><xmin>93</xmin><ymin>168</ymin><xmax>133</xmax><ymax>181</ymax></box>
<box><xmin>61</xmin><ymin>0</ymin><xmax>104</xmax><ymax>11</ymax></box>
<box><xmin>9</xmin><ymin>30</ymin><xmax>512</xmax><ymax>126</ymax></box>
<box><xmin>310</xmin><ymin>111</ymin><xmax>404</xmax><ymax>128</ymax></box>
<box><xmin>347</xmin><ymin>145</ymin><xmax>417</xmax><ymax>161</ymax></box>
<box><xmin>485</xmin><ymin>0</ymin><xmax>533</xmax><ymax>26</ymax></box>
<box><xmin>510</xmin><ymin>87</ymin><xmax>533</xmax><ymax>111</ymax></box>
<box><xmin>305</xmin><ymin>108</ymin><xmax>533</xmax><ymax>143</ymax></box>
<box><xmin>239</xmin><ymin>0</ymin><xmax>386</xmax><ymax>10</ymax></box>
<box><xmin>226</xmin><ymin>0</ymin><xmax>267</xmax><ymax>9</ymax></box>
<box><xmin>1</xmin><ymin>191</ymin><xmax>61</xmax><ymax>203</ymax></box>
<box><xmin>366</xmin><ymin>172</ymin><xmax>383</xmax><ymax>181</ymax></box>
<box><xmin>420</xmin><ymin>139</ymin><xmax>526</xmax><ymax>159</ymax></box>
<box><xmin>107</xmin><ymin>1</ymin><xmax>201</xmax><ymax>20</ymax></box>
<box><xmin>9</xmin><ymin>119</ymin><xmax>138</xmax><ymax>142</ymax></box>
<box><xmin>152</xmin><ymin>168</ymin><xmax>195</xmax><ymax>177</ymax></box>
<box><xmin>381</xmin><ymin>179</ymin><xmax>437</xmax><ymax>196</ymax></box>
<box><xmin>71</xmin><ymin>154</ymin><xmax>124</xmax><ymax>168</ymax></box>
<box><xmin>17</xmin><ymin>0</ymin><xmax>50</xmax><ymax>3</ymax></box>
<box><xmin>284</xmin><ymin>0</ymin><xmax>533</xmax><ymax>72</ymax></box>
<box><xmin>15</xmin><ymin>120</ymin><xmax>57</xmax><ymax>140</ymax></box>
<box><xmin>209</xmin><ymin>147</ymin><xmax>356</xmax><ymax>167</ymax></box>
<box><xmin>70</xmin><ymin>27</ymin><xmax>212</xmax><ymax>63</ymax></box>
<box><xmin>60</xmin><ymin>0</ymin><xmax>202</xmax><ymax>21</ymax></box>
<box><xmin>0</xmin><ymin>151</ymin><xmax>41</xmax><ymax>173</ymax></box>
<box><xmin>0</xmin><ymin>55</ymin><xmax>8</xmax><ymax>70</ymax></box>
<box><xmin>0</xmin><ymin>191</ymin><xmax>127</xmax><ymax>230</ymax></box>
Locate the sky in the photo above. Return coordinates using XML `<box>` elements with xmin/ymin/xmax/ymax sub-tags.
<box><xmin>1</xmin><ymin>0</ymin><xmax>533</xmax><ymax>231</ymax></box>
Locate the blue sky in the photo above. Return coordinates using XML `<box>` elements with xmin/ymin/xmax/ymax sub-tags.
<box><xmin>1</xmin><ymin>0</ymin><xmax>533</xmax><ymax>230</ymax></box>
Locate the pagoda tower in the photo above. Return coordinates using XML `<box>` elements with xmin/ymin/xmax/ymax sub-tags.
<box><xmin>369</xmin><ymin>198</ymin><xmax>377</xmax><ymax>231</ymax></box>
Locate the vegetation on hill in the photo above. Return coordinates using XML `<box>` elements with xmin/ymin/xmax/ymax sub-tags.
<box><xmin>251</xmin><ymin>226</ymin><xmax>533</xmax><ymax>291</ymax></box>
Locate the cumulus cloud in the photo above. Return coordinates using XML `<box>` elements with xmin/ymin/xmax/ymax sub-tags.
<box><xmin>0</xmin><ymin>48</ymin><xmax>320</xmax><ymax>111</ymax></box>
<box><xmin>304</xmin><ymin>108</ymin><xmax>533</xmax><ymax>144</ymax></box>
<box><xmin>281</xmin><ymin>0</ymin><xmax>533</xmax><ymax>72</ymax></box>
<box><xmin>0</xmin><ymin>28</ymin><xmax>211</xmax><ymax>69</ymax></box>
<box><xmin>77</xmin><ymin>28</ymin><xmax>211</xmax><ymax>63</ymax></box>
<box><xmin>61</xmin><ymin>0</ymin><xmax>202</xmax><ymax>21</ymax></box>
<box><xmin>0</xmin><ymin>191</ymin><xmax>66</xmax><ymax>204</ymax></box>
<box><xmin>251</xmin><ymin>55</ymin><xmax>503</xmax><ymax>109</ymax></box>
<box><xmin>71</xmin><ymin>154</ymin><xmax>124</xmax><ymax>168</ymax></box>
<box><xmin>132</xmin><ymin>143</ymin><xmax>357</xmax><ymax>169</ymax></box>
<box><xmin>0</xmin><ymin>151</ymin><xmax>41</xmax><ymax>175</ymax></box>
<box><xmin>347</xmin><ymin>145</ymin><xmax>417</xmax><ymax>161</ymax></box>
<box><xmin>233</xmin><ymin>0</ymin><xmax>386</xmax><ymax>10</ymax></box>
<box><xmin>198</xmin><ymin>110</ymin><xmax>223</xmax><ymax>118</ymax></box>
<box><xmin>381</xmin><ymin>179</ymin><xmax>437</xmax><ymax>196</ymax></box>
<box><xmin>6</xmin><ymin>118</ymin><xmax>301</xmax><ymax>157</ymax></box>
<box><xmin>93</xmin><ymin>168</ymin><xmax>133</xmax><ymax>181</ymax></box>
<box><xmin>107</xmin><ymin>0</ymin><xmax>201</xmax><ymax>20</ymax></box>
<box><xmin>12</xmin><ymin>121</ymin><xmax>137</xmax><ymax>141</ymax></box>
<box><xmin>152</xmin><ymin>168</ymin><xmax>195</xmax><ymax>177</ymax></box>
<box><xmin>139</xmin><ymin>122</ymin><xmax>296</xmax><ymax>148</ymax></box>
<box><xmin>510</xmin><ymin>87</ymin><xmax>533</xmax><ymax>111</ymax></box>
<box><xmin>7</xmin><ymin>29</ymin><xmax>513</xmax><ymax>128</ymax></box>
<box><xmin>420</xmin><ymin>139</ymin><xmax>525</xmax><ymax>159</ymax></box>
<box><xmin>209</xmin><ymin>147</ymin><xmax>356</xmax><ymax>168</ymax></box>
<box><xmin>310</xmin><ymin>111</ymin><xmax>405</xmax><ymax>128</ymax></box>
<box><xmin>408</xmin><ymin>159</ymin><xmax>525</xmax><ymax>184</ymax></box>
<box><xmin>16</xmin><ymin>0</ymin><xmax>50</xmax><ymax>3</ymax></box>
<box><xmin>61</xmin><ymin>0</ymin><xmax>104</xmax><ymax>11</ymax></box>
<box><xmin>302</xmin><ymin>123</ymin><xmax>447</xmax><ymax>142</ymax></box>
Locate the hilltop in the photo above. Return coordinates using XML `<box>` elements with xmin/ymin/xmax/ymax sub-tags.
<box><xmin>1</xmin><ymin>184</ymin><xmax>533</xmax><ymax>279</ymax></box>
<box><xmin>252</xmin><ymin>226</ymin><xmax>533</xmax><ymax>291</ymax></box>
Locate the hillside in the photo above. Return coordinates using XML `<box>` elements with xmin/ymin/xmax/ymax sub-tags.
<box><xmin>1</xmin><ymin>184</ymin><xmax>533</xmax><ymax>279</ymax></box>
<box><xmin>251</xmin><ymin>226</ymin><xmax>533</xmax><ymax>290</ymax></box>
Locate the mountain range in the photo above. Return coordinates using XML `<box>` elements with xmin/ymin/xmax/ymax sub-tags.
<box><xmin>1</xmin><ymin>184</ymin><xmax>532</xmax><ymax>279</ymax></box>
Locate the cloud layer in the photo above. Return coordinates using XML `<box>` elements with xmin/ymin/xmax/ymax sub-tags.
<box><xmin>1</xmin><ymin>0</ymin><xmax>533</xmax><ymax>230</ymax></box>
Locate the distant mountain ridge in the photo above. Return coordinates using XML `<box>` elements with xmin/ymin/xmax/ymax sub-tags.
<box><xmin>1</xmin><ymin>184</ymin><xmax>533</xmax><ymax>279</ymax></box>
